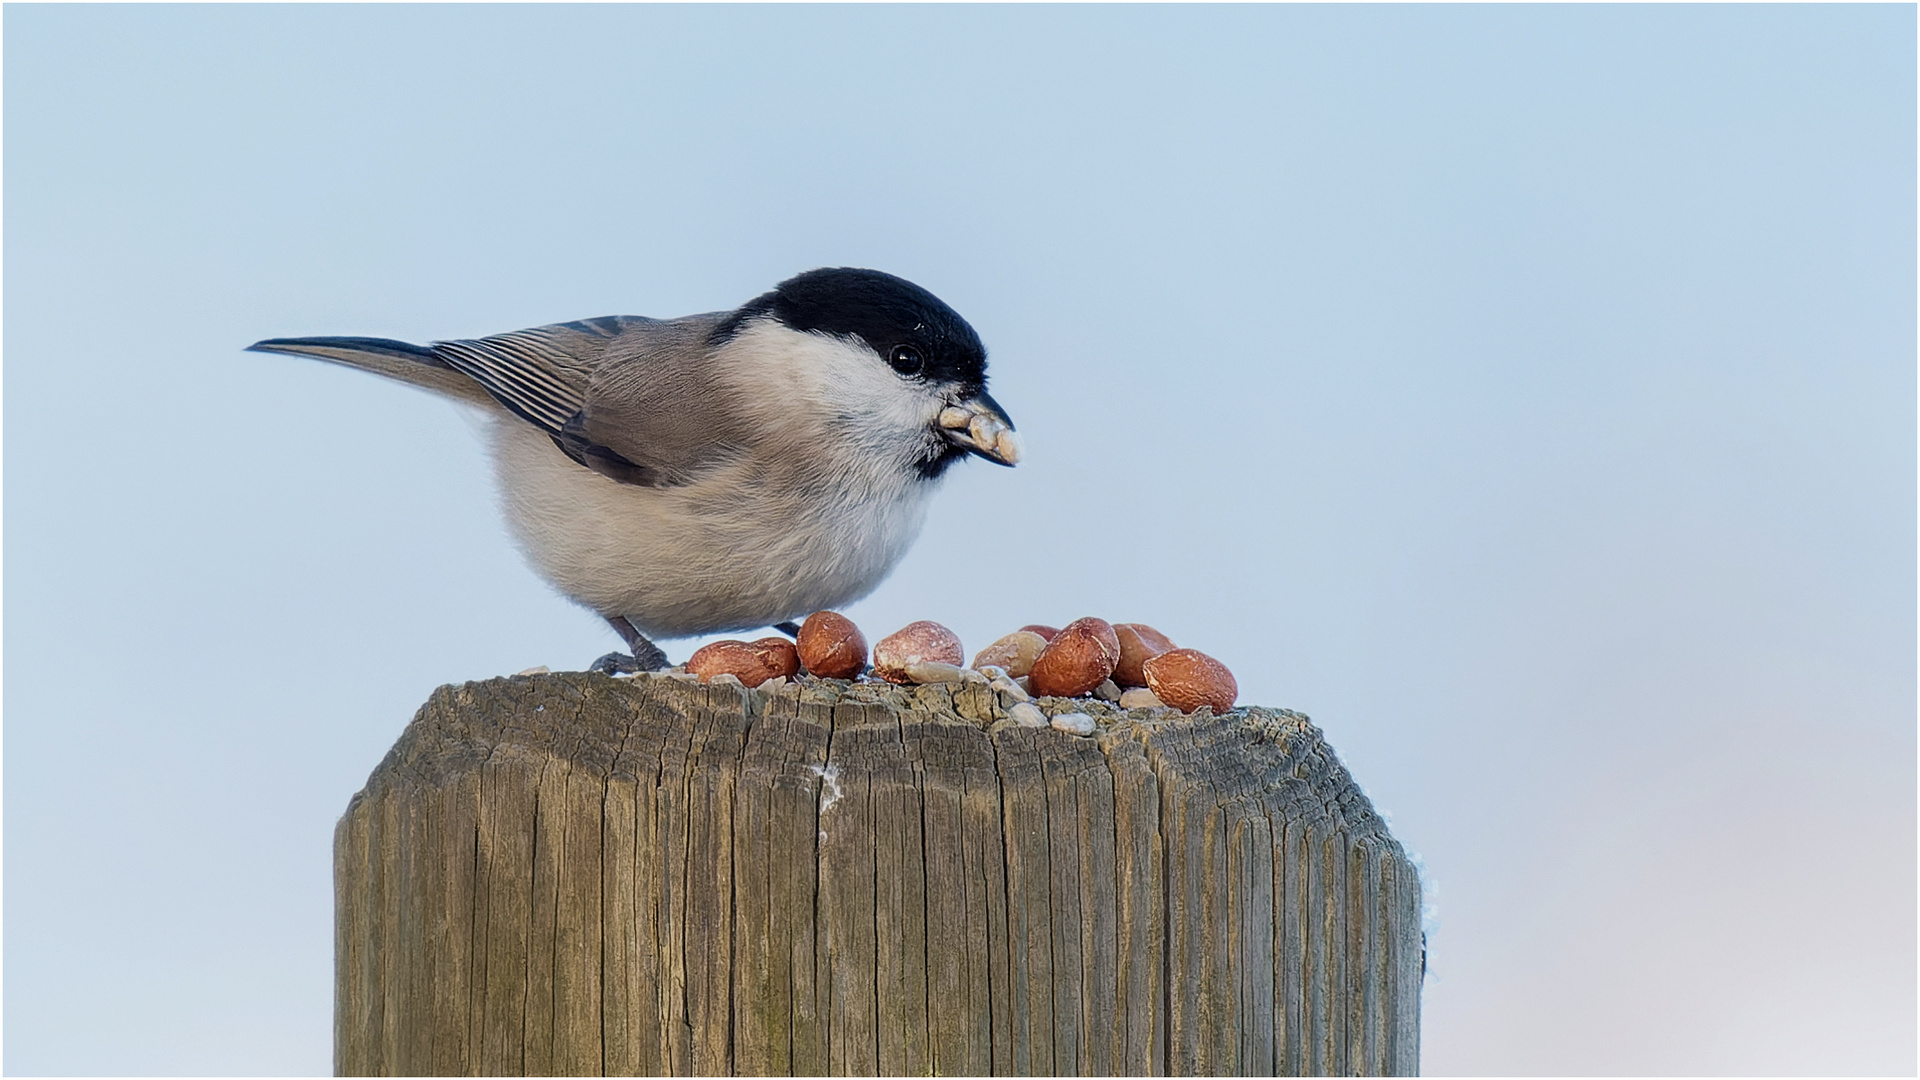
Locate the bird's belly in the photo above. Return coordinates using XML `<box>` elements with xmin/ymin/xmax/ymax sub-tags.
<box><xmin>487</xmin><ymin>420</ymin><xmax>932</xmax><ymax>637</ymax></box>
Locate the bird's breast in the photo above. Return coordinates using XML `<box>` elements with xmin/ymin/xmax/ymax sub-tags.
<box><xmin>486</xmin><ymin>418</ymin><xmax>936</xmax><ymax>637</ymax></box>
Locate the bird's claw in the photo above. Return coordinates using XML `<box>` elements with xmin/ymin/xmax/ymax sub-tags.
<box><xmin>590</xmin><ymin>644</ymin><xmax>669</xmax><ymax>674</ymax></box>
<box><xmin>591</xmin><ymin>651</ymin><xmax>642</xmax><ymax>675</ymax></box>
<box><xmin>629</xmin><ymin>638</ymin><xmax>669</xmax><ymax>671</ymax></box>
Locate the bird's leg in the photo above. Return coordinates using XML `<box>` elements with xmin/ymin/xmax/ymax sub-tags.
<box><xmin>772</xmin><ymin>621</ymin><xmax>802</xmax><ymax>639</ymax></box>
<box><xmin>590</xmin><ymin>615</ymin><xmax>669</xmax><ymax>674</ymax></box>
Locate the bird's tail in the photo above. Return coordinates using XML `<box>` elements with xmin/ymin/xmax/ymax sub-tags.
<box><xmin>247</xmin><ymin>335</ymin><xmax>492</xmax><ymax>407</ymax></box>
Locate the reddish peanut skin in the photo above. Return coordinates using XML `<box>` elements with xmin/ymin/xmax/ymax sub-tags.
<box><xmin>1027</xmin><ymin>617</ymin><xmax>1121</xmax><ymax>698</ymax></box>
<box><xmin>686</xmin><ymin>639</ymin><xmax>793</xmax><ymax>688</ymax></box>
<box><xmin>749</xmin><ymin>637</ymin><xmax>801</xmax><ymax>680</ymax></box>
<box><xmin>1019</xmin><ymin>624</ymin><xmax>1061</xmax><ymax>642</ymax></box>
<box><xmin>872</xmin><ymin>620</ymin><xmax>964</xmax><ymax>685</ymax></box>
<box><xmin>1112</xmin><ymin>623</ymin><xmax>1177</xmax><ymax>688</ymax></box>
<box><xmin>686</xmin><ymin>640</ymin><xmax>753</xmax><ymax>681</ymax></box>
<box><xmin>1142</xmin><ymin>648</ymin><xmax>1238</xmax><ymax>713</ymax></box>
<box><xmin>797</xmin><ymin>610</ymin><xmax>868</xmax><ymax>679</ymax></box>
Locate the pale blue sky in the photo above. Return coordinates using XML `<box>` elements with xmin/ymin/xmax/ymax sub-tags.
<box><xmin>6</xmin><ymin>4</ymin><xmax>1913</xmax><ymax>1074</ymax></box>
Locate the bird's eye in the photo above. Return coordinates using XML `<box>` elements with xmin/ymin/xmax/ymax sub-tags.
<box><xmin>888</xmin><ymin>344</ymin><xmax>925</xmax><ymax>376</ymax></box>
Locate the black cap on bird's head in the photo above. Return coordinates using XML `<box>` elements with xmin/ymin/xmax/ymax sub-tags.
<box><xmin>714</xmin><ymin>267</ymin><xmax>989</xmax><ymax>395</ymax></box>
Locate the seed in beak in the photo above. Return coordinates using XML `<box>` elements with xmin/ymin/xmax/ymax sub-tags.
<box><xmin>995</xmin><ymin>428</ymin><xmax>1023</xmax><ymax>464</ymax></box>
<box><xmin>969</xmin><ymin>413</ymin><xmax>1000</xmax><ymax>450</ymax></box>
<box><xmin>939</xmin><ymin>407</ymin><xmax>974</xmax><ymax>430</ymax></box>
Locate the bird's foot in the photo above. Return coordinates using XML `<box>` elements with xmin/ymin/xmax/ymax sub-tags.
<box><xmin>627</xmin><ymin>637</ymin><xmax>670</xmax><ymax>671</ymax></box>
<box><xmin>599</xmin><ymin>615</ymin><xmax>670</xmax><ymax>673</ymax></box>
<box><xmin>772</xmin><ymin>621</ymin><xmax>802</xmax><ymax>639</ymax></box>
<box><xmin>591</xmin><ymin>651</ymin><xmax>642</xmax><ymax>675</ymax></box>
<box><xmin>590</xmin><ymin>643</ymin><xmax>669</xmax><ymax>674</ymax></box>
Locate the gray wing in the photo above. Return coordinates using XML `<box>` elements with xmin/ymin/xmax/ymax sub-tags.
<box><xmin>437</xmin><ymin>313</ymin><xmax>743</xmax><ymax>487</ymax></box>
<box><xmin>254</xmin><ymin>314</ymin><xmax>740</xmax><ymax>487</ymax></box>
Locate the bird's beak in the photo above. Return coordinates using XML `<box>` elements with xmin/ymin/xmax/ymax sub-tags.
<box><xmin>937</xmin><ymin>391</ymin><xmax>1021</xmax><ymax>467</ymax></box>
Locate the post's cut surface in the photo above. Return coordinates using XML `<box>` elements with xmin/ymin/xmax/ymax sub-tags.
<box><xmin>335</xmin><ymin>671</ymin><xmax>1422</xmax><ymax>1076</ymax></box>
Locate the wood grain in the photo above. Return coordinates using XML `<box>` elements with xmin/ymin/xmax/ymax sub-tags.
<box><xmin>336</xmin><ymin>672</ymin><xmax>1421</xmax><ymax>1076</ymax></box>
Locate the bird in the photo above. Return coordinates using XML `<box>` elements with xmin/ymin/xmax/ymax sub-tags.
<box><xmin>249</xmin><ymin>267</ymin><xmax>1019</xmax><ymax>673</ymax></box>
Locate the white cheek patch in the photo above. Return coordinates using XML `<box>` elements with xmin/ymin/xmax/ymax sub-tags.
<box><xmin>719</xmin><ymin>319</ymin><xmax>942</xmax><ymax>453</ymax></box>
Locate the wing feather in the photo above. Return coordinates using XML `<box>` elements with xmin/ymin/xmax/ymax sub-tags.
<box><xmin>431</xmin><ymin>339</ymin><xmax>572</xmax><ymax>432</ymax></box>
<box><xmin>256</xmin><ymin>314</ymin><xmax>733</xmax><ymax>490</ymax></box>
<box><xmin>432</xmin><ymin>315</ymin><xmax>726</xmax><ymax>487</ymax></box>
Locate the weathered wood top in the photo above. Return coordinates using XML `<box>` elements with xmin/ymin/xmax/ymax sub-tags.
<box><xmin>337</xmin><ymin>671</ymin><xmax>1421</xmax><ymax>1076</ymax></box>
<box><xmin>355</xmin><ymin>672</ymin><xmax>1393</xmax><ymax>840</ymax></box>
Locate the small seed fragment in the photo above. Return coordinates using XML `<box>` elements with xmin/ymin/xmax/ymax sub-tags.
<box><xmin>1007</xmin><ymin>701</ymin><xmax>1049</xmax><ymax>727</ymax></box>
<box><xmin>972</xmin><ymin>630</ymin><xmax>1049</xmax><ymax>678</ymax></box>
<box><xmin>1050</xmin><ymin>712</ymin><xmax>1097</xmax><ymax>736</ymax></box>
<box><xmin>994</xmin><ymin>428</ymin><xmax>1024</xmax><ymax>464</ymax></box>
<box><xmin>901</xmin><ymin>660</ymin><xmax>967</xmax><ymax>684</ymax></box>
<box><xmin>968</xmin><ymin>413</ymin><xmax>999</xmax><ymax>450</ymax></box>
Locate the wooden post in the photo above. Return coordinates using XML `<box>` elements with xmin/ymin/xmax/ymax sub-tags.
<box><xmin>335</xmin><ymin>672</ymin><xmax>1422</xmax><ymax>1076</ymax></box>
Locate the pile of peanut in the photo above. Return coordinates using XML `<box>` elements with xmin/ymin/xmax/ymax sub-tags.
<box><xmin>675</xmin><ymin>613</ymin><xmax>1238</xmax><ymax>731</ymax></box>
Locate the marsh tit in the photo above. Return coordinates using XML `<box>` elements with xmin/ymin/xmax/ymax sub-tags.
<box><xmin>250</xmin><ymin>267</ymin><xmax>1019</xmax><ymax>672</ymax></box>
